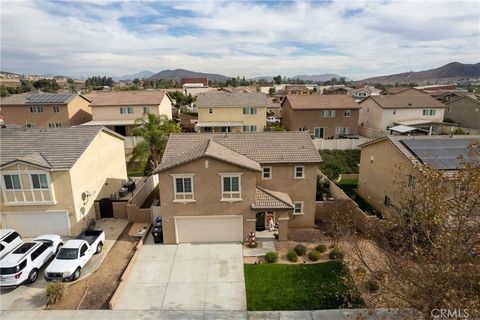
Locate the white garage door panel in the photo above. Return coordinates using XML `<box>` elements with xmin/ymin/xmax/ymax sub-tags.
<box><xmin>1</xmin><ymin>211</ymin><xmax>71</xmax><ymax>237</ymax></box>
<box><xmin>175</xmin><ymin>215</ymin><xmax>243</xmax><ymax>243</ymax></box>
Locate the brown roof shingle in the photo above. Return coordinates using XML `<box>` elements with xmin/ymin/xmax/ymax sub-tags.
<box><xmin>196</xmin><ymin>92</ymin><xmax>267</xmax><ymax>108</ymax></box>
<box><xmin>364</xmin><ymin>92</ymin><xmax>446</xmax><ymax>109</ymax></box>
<box><xmin>86</xmin><ymin>90</ymin><xmax>168</xmax><ymax>106</ymax></box>
<box><xmin>252</xmin><ymin>186</ymin><xmax>294</xmax><ymax>209</ymax></box>
<box><xmin>284</xmin><ymin>94</ymin><xmax>359</xmax><ymax>110</ymax></box>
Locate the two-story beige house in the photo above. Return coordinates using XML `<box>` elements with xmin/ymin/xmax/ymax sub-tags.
<box><xmin>83</xmin><ymin>90</ymin><xmax>173</xmax><ymax>136</ymax></box>
<box><xmin>444</xmin><ymin>94</ymin><xmax>480</xmax><ymax>130</ymax></box>
<box><xmin>0</xmin><ymin>92</ymin><xmax>92</xmax><ymax>128</ymax></box>
<box><xmin>359</xmin><ymin>89</ymin><xmax>447</xmax><ymax>136</ymax></box>
<box><xmin>282</xmin><ymin>95</ymin><xmax>360</xmax><ymax>138</ymax></box>
<box><xmin>357</xmin><ymin>135</ymin><xmax>479</xmax><ymax>218</ymax></box>
<box><xmin>154</xmin><ymin>132</ymin><xmax>322</xmax><ymax>244</ymax></box>
<box><xmin>0</xmin><ymin>127</ymin><xmax>127</xmax><ymax>236</ymax></box>
<box><xmin>196</xmin><ymin>92</ymin><xmax>267</xmax><ymax>133</ymax></box>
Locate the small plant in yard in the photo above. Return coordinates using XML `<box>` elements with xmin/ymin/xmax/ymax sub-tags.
<box><xmin>355</xmin><ymin>266</ymin><xmax>367</xmax><ymax>278</ymax></box>
<box><xmin>294</xmin><ymin>244</ymin><xmax>307</xmax><ymax>256</ymax></box>
<box><xmin>365</xmin><ymin>278</ymin><xmax>380</xmax><ymax>293</ymax></box>
<box><xmin>315</xmin><ymin>244</ymin><xmax>327</xmax><ymax>253</ymax></box>
<box><xmin>287</xmin><ymin>249</ymin><xmax>298</xmax><ymax>262</ymax></box>
<box><xmin>308</xmin><ymin>250</ymin><xmax>321</xmax><ymax>261</ymax></box>
<box><xmin>329</xmin><ymin>246</ymin><xmax>345</xmax><ymax>260</ymax></box>
<box><xmin>265</xmin><ymin>251</ymin><xmax>278</xmax><ymax>263</ymax></box>
<box><xmin>46</xmin><ymin>281</ymin><xmax>65</xmax><ymax>306</ymax></box>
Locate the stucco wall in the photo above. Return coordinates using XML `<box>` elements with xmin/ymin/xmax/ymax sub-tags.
<box><xmin>446</xmin><ymin>97</ymin><xmax>480</xmax><ymax>129</ymax></box>
<box><xmin>91</xmin><ymin>104</ymin><xmax>159</xmax><ymax>121</ymax></box>
<box><xmin>66</xmin><ymin>95</ymin><xmax>93</xmax><ymax>126</ymax></box>
<box><xmin>198</xmin><ymin>106</ymin><xmax>267</xmax><ymax>131</ymax></box>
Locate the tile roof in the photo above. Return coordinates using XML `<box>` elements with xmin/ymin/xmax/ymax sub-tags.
<box><xmin>85</xmin><ymin>90</ymin><xmax>168</xmax><ymax>106</ymax></box>
<box><xmin>364</xmin><ymin>91</ymin><xmax>446</xmax><ymax>109</ymax></box>
<box><xmin>0</xmin><ymin>92</ymin><xmax>88</xmax><ymax>105</ymax></box>
<box><xmin>284</xmin><ymin>94</ymin><xmax>359</xmax><ymax>110</ymax></box>
<box><xmin>155</xmin><ymin>138</ymin><xmax>262</xmax><ymax>173</ymax></box>
<box><xmin>0</xmin><ymin>126</ymin><xmax>123</xmax><ymax>170</ymax></box>
<box><xmin>196</xmin><ymin>92</ymin><xmax>267</xmax><ymax>108</ymax></box>
<box><xmin>252</xmin><ymin>186</ymin><xmax>294</xmax><ymax>210</ymax></box>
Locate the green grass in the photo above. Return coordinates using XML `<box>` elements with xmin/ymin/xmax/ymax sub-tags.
<box><xmin>319</xmin><ymin>150</ymin><xmax>361</xmax><ymax>180</ymax></box>
<box><xmin>244</xmin><ymin>261</ymin><xmax>364</xmax><ymax>311</ymax></box>
<box><xmin>127</xmin><ymin>162</ymin><xmax>144</xmax><ymax>177</ymax></box>
<box><xmin>336</xmin><ymin>178</ymin><xmax>358</xmax><ymax>185</ymax></box>
<box><xmin>336</xmin><ymin>179</ymin><xmax>358</xmax><ymax>197</ymax></box>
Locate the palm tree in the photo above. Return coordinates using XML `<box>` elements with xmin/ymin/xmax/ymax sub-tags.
<box><xmin>129</xmin><ymin>113</ymin><xmax>180</xmax><ymax>174</ymax></box>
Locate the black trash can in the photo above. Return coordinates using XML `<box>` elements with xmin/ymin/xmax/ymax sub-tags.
<box><xmin>152</xmin><ymin>226</ymin><xmax>163</xmax><ymax>243</ymax></box>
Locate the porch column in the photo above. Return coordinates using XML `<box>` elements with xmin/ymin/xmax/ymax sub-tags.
<box><xmin>277</xmin><ymin>211</ymin><xmax>290</xmax><ymax>241</ymax></box>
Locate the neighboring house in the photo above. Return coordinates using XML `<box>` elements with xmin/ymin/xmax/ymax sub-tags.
<box><xmin>357</xmin><ymin>135</ymin><xmax>479</xmax><ymax>218</ymax></box>
<box><xmin>282</xmin><ymin>94</ymin><xmax>360</xmax><ymax>138</ymax></box>
<box><xmin>196</xmin><ymin>92</ymin><xmax>268</xmax><ymax>133</ymax></box>
<box><xmin>444</xmin><ymin>94</ymin><xmax>480</xmax><ymax>129</ymax></box>
<box><xmin>284</xmin><ymin>85</ymin><xmax>309</xmax><ymax>95</ymax></box>
<box><xmin>83</xmin><ymin>90</ymin><xmax>172</xmax><ymax>136</ymax></box>
<box><xmin>181</xmin><ymin>78</ymin><xmax>208</xmax><ymax>88</ymax></box>
<box><xmin>153</xmin><ymin>132</ymin><xmax>322</xmax><ymax>244</ymax></box>
<box><xmin>0</xmin><ymin>126</ymin><xmax>127</xmax><ymax>236</ymax></box>
<box><xmin>358</xmin><ymin>89</ymin><xmax>447</xmax><ymax>134</ymax></box>
<box><xmin>349</xmin><ymin>86</ymin><xmax>382</xmax><ymax>101</ymax></box>
<box><xmin>0</xmin><ymin>92</ymin><xmax>91</xmax><ymax>128</ymax></box>
<box><xmin>323</xmin><ymin>86</ymin><xmax>351</xmax><ymax>95</ymax></box>
<box><xmin>267</xmin><ymin>98</ymin><xmax>282</xmax><ymax>117</ymax></box>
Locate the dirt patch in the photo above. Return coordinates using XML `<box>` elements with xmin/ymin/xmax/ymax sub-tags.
<box><xmin>49</xmin><ymin>224</ymin><xmax>139</xmax><ymax>310</ymax></box>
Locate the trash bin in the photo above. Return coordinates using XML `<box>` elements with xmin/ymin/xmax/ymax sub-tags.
<box><xmin>152</xmin><ymin>226</ymin><xmax>163</xmax><ymax>244</ymax></box>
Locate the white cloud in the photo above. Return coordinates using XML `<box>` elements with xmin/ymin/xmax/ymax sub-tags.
<box><xmin>1</xmin><ymin>0</ymin><xmax>478</xmax><ymax>79</ymax></box>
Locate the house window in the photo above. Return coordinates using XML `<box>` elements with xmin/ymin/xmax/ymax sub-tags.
<box><xmin>447</xmin><ymin>107</ymin><xmax>452</xmax><ymax>113</ymax></box>
<box><xmin>314</xmin><ymin>127</ymin><xmax>324</xmax><ymax>139</ymax></box>
<box><xmin>221</xmin><ymin>175</ymin><xmax>241</xmax><ymax>200</ymax></box>
<box><xmin>384</xmin><ymin>195</ymin><xmax>391</xmax><ymax>208</ymax></box>
<box><xmin>293</xmin><ymin>202</ymin><xmax>304</xmax><ymax>215</ymax></box>
<box><xmin>422</xmin><ymin>109</ymin><xmax>436</xmax><ymax>116</ymax></box>
<box><xmin>343</xmin><ymin>110</ymin><xmax>351</xmax><ymax>117</ymax></box>
<box><xmin>262</xmin><ymin>167</ymin><xmax>272</xmax><ymax>179</ymax></box>
<box><xmin>143</xmin><ymin>106</ymin><xmax>150</xmax><ymax>113</ymax></box>
<box><xmin>120</xmin><ymin>107</ymin><xmax>134</xmax><ymax>114</ymax></box>
<box><xmin>3</xmin><ymin>174</ymin><xmax>21</xmax><ymax>190</ymax></box>
<box><xmin>48</xmin><ymin>123</ymin><xmax>62</xmax><ymax>128</ymax></box>
<box><xmin>29</xmin><ymin>106</ymin><xmax>44</xmax><ymax>113</ymax></box>
<box><xmin>335</xmin><ymin>127</ymin><xmax>350</xmax><ymax>134</ymax></box>
<box><xmin>208</xmin><ymin>108</ymin><xmax>213</xmax><ymax>114</ymax></box>
<box><xmin>31</xmin><ymin>174</ymin><xmax>49</xmax><ymax>189</ymax></box>
<box><xmin>53</xmin><ymin>106</ymin><xmax>60</xmax><ymax>113</ymax></box>
<box><xmin>320</xmin><ymin>110</ymin><xmax>335</xmax><ymax>117</ymax></box>
<box><xmin>242</xmin><ymin>125</ymin><xmax>257</xmax><ymax>132</ymax></box>
<box><xmin>294</xmin><ymin>165</ymin><xmax>304</xmax><ymax>179</ymax></box>
<box><xmin>26</xmin><ymin>123</ymin><xmax>37</xmax><ymax>128</ymax></box>
<box><xmin>243</xmin><ymin>107</ymin><xmax>257</xmax><ymax>115</ymax></box>
<box><xmin>173</xmin><ymin>175</ymin><xmax>194</xmax><ymax>201</ymax></box>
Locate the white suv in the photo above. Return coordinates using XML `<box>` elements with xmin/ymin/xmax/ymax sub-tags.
<box><xmin>0</xmin><ymin>235</ymin><xmax>63</xmax><ymax>287</ymax></box>
<box><xmin>0</xmin><ymin>229</ymin><xmax>23</xmax><ymax>260</ymax></box>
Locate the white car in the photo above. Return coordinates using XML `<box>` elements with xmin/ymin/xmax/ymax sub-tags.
<box><xmin>0</xmin><ymin>229</ymin><xmax>23</xmax><ymax>260</ymax></box>
<box><xmin>267</xmin><ymin>117</ymin><xmax>280</xmax><ymax>124</ymax></box>
<box><xmin>0</xmin><ymin>235</ymin><xmax>63</xmax><ymax>287</ymax></box>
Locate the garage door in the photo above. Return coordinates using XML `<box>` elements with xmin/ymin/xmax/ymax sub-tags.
<box><xmin>175</xmin><ymin>215</ymin><xmax>243</xmax><ymax>243</ymax></box>
<box><xmin>1</xmin><ymin>211</ymin><xmax>71</xmax><ymax>237</ymax></box>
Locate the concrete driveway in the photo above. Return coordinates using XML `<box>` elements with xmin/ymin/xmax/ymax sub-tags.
<box><xmin>115</xmin><ymin>237</ymin><xmax>246</xmax><ymax>311</ymax></box>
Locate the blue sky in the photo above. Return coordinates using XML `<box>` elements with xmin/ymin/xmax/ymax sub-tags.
<box><xmin>1</xmin><ymin>0</ymin><xmax>479</xmax><ymax>80</ymax></box>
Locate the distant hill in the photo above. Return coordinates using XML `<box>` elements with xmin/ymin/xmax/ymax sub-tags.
<box><xmin>115</xmin><ymin>70</ymin><xmax>155</xmax><ymax>81</ymax></box>
<box><xmin>251</xmin><ymin>74</ymin><xmax>345</xmax><ymax>82</ymax></box>
<box><xmin>149</xmin><ymin>69</ymin><xmax>231</xmax><ymax>82</ymax></box>
<box><xmin>358</xmin><ymin>62</ymin><xmax>480</xmax><ymax>85</ymax></box>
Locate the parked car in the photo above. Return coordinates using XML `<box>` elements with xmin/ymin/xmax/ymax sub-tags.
<box><xmin>0</xmin><ymin>235</ymin><xmax>63</xmax><ymax>287</ymax></box>
<box><xmin>0</xmin><ymin>229</ymin><xmax>23</xmax><ymax>260</ymax></box>
<box><xmin>44</xmin><ymin>230</ymin><xmax>105</xmax><ymax>282</ymax></box>
<box><xmin>267</xmin><ymin>116</ymin><xmax>280</xmax><ymax>124</ymax></box>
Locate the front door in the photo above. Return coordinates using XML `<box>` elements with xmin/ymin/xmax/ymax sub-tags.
<box><xmin>99</xmin><ymin>198</ymin><xmax>114</xmax><ymax>218</ymax></box>
<box><xmin>255</xmin><ymin>212</ymin><xmax>266</xmax><ymax>231</ymax></box>
<box><xmin>314</xmin><ymin>127</ymin><xmax>324</xmax><ymax>139</ymax></box>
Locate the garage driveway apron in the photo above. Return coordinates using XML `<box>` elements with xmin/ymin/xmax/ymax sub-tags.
<box><xmin>115</xmin><ymin>237</ymin><xmax>246</xmax><ymax>311</ymax></box>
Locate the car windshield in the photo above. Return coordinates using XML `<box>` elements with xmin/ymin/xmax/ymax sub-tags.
<box><xmin>56</xmin><ymin>248</ymin><xmax>78</xmax><ymax>260</ymax></box>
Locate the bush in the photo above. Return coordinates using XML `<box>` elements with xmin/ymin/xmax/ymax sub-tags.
<box><xmin>46</xmin><ymin>281</ymin><xmax>65</xmax><ymax>306</ymax></box>
<box><xmin>265</xmin><ymin>251</ymin><xmax>278</xmax><ymax>263</ymax></box>
<box><xmin>329</xmin><ymin>247</ymin><xmax>345</xmax><ymax>260</ymax></box>
<box><xmin>315</xmin><ymin>244</ymin><xmax>327</xmax><ymax>253</ymax></box>
<box><xmin>287</xmin><ymin>249</ymin><xmax>298</xmax><ymax>262</ymax></box>
<box><xmin>365</xmin><ymin>278</ymin><xmax>380</xmax><ymax>292</ymax></box>
<box><xmin>308</xmin><ymin>250</ymin><xmax>321</xmax><ymax>261</ymax></box>
<box><xmin>294</xmin><ymin>244</ymin><xmax>307</xmax><ymax>256</ymax></box>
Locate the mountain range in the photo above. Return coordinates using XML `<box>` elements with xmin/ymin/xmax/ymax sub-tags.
<box><xmin>251</xmin><ymin>74</ymin><xmax>345</xmax><ymax>82</ymax></box>
<box><xmin>357</xmin><ymin>62</ymin><xmax>480</xmax><ymax>85</ymax></box>
<box><xmin>148</xmin><ymin>69</ymin><xmax>231</xmax><ymax>82</ymax></box>
<box><xmin>114</xmin><ymin>70</ymin><xmax>155</xmax><ymax>81</ymax></box>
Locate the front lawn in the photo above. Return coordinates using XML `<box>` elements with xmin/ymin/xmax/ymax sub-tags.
<box><xmin>244</xmin><ymin>261</ymin><xmax>364</xmax><ymax>311</ymax></box>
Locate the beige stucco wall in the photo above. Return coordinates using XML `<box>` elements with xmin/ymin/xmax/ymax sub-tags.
<box><xmin>282</xmin><ymin>99</ymin><xmax>359</xmax><ymax>138</ymax></box>
<box><xmin>158</xmin><ymin>95</ymin><xmax>173</xmax><ymax>119</ymax></box>
<box><xmin>445</xmin><ymin>97</ymin><xmax>480</xmax><ymax>129</ymax></box>
<box><xmin>198</xmin><ymin>106</ymin><xmax>267</xmax><ymax>131</ymax></box>
<box><xmin>66</xmin><ymin>95</ymin><xmax>93</xmax><ymax>126</ymax></box>
<box><xmin>91</xmin><ymin>95</ymin><xmax>172</xmax><ymax>121</ymax></box>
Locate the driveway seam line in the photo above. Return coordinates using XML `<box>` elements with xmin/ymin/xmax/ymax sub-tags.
<box><xmin>160</xmin><ymin>245</ymin><xmax>177</xmax><ymax>310</ymax></box>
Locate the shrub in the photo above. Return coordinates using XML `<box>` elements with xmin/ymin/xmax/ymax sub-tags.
<box><xmin>287</xmin><ymin>249</ymin><xmax>298</xmax><ymax>262</ymax></box>
<box><xmin>355</xmin><ymin>266</ymin><xmax>367</xmax><ymax>276</ymax></box>
<box><xmin>294</xmin><ymin>244</ymin><xmax>307</xmax><ymax>256</ymax></box>
<box><xmin>329</xmin><ymin>247</ymin><xmax>345</xmax><ymax>260</ymax></box>
<box><xmin>315</xmin><ymin>244</ymin><xmax>327</xmax><ymax>253</ymax></box>
<box><xmin>365</xmin><ymin>278</ymin><xmax>380</xmax><ymax>292</ymax></box>
<box><xmin>46</xmin><ymin>281</ymin><xmax>65</xmax><ymax>306</ymax></box>
<box><xmin>265</xmin><ymin>251</ymin><xmax>278</xmax><ymax>263</ymax></box>
<box><xmin>308</xmin><ymin>250</ymin><xmax>321</xmax><ymax>261</ymax></box>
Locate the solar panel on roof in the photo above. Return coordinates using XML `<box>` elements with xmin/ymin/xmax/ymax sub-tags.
<box><xmin>401</xmin><ymin>138</ymin><xmax>477</xmax><ymax>170</ymax></box>
<box><xmin>26</xmin><ymin>93</ymin><xmax>75</xmax><ymax>104</ymax></box>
